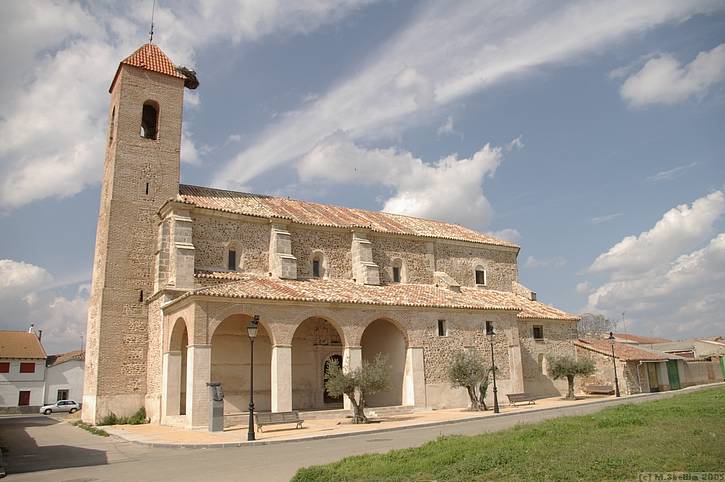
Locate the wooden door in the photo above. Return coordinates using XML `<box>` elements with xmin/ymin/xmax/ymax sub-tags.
<box><xmin>18</xmin><ymin>391</ymin><xmax>30</xmax><ymax>406</ymax></box>
<box><xmin>666</xmin><ymin>361</ymin><xmax>680</xmax><ymax>390</ymax></box>
<box><xmin>646</xmin><ymin>363</ymin><xmax>659</xmax><ymax>392</ymax></box>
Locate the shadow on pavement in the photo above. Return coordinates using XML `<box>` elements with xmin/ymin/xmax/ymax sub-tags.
<box><xmin>0</xmin><ymin>416</ymin><xmax>108</xmax><ymax>474</ymax></box>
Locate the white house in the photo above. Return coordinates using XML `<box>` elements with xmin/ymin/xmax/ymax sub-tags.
<box><xmin>45</xmin><ymin>350</ymin><xmax>85</xmax><ymax>404</ymax></box>
<box><xmin>0</xmin><ymin>331</ymin><xmax>47</xmax><ymax>411</ymax></box>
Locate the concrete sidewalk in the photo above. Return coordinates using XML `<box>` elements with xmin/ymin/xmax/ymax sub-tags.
<box><xmin>101</xmin><ymin>382</ymin><xmax>725</xmax><ymax>448</ymax></box>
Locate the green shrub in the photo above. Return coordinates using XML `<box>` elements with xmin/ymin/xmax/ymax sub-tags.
<box><xmin>98</xmin><ymin>407</ymin><xmax>147</xmax><ymax>426</ymax></box>
<box><xmin>72</xmin><ymin>420</ymin><xmax>110</xmax><ymax>437</ymax></box>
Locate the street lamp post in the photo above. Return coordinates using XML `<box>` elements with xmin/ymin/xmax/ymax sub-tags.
<box><xmin>608</xmin><ymin>331</ymin><xmax>621</xmax><ymax>398</ymax></box>
<box><xmin>247</xmin><ymin>315</ymin><xmax>260</xmax><ymax>441</ymax></box>
<box><xmin>487</xmin><ymin>325</ymin><xmax>500</xmax><ymax>413</ymax></box>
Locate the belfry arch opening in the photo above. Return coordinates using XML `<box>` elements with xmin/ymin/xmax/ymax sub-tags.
<box><xmin>291</xmin><ymin>317</ymin><xmax>343</xmax><ymax>410</ymax></box>
<box><xmin>140</xmin><ymin>101</ymin><xmax>159</xmax><ymax>139</ymax></box>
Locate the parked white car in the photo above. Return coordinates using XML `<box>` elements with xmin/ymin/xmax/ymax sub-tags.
<box><xmin>39</xmin><ymin>400</ymin><xmax>81</xmax><ymax>415</ymax></box>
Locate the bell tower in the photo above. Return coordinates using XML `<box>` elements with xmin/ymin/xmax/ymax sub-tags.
<box><xmin>83</xmin><ymin>44</ymin><xmax>187</xmax><ymax>423</ymax></box>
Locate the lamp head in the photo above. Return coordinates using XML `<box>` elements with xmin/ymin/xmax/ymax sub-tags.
<box><xmin>608</xmin><ymin>331</ymin><xmax>615</xmax><ymax>343</ymax></box>
<box><xmin>247</xmin><ymin>315</ymin><xmax>260</xmax><ymax>339</ymax></box>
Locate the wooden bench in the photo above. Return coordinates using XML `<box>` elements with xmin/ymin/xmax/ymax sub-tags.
<box><xmin>585</xmin><ymin>384</ymin><xmax>614</xmax><ymax>395</ymax></box>
<box><xmin>254</xmin><ymin>411</ymin><xmax>304</xmax><ymax>432</ymax></box>
<box><xmin>507</xmin><ymin>393</ymin><xmax>536</xmax><ymax>407</ymax></box>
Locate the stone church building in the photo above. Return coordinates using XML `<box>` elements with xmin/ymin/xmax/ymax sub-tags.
<box><xmin>83</xmin><ymin>43</ymin><xmax>579</xmax><ymax>429</ymax></box>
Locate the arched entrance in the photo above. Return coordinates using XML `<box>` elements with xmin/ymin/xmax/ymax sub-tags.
<box><xmin>291</xmin><ymin>317</ymin><xmax>343</xmax><ymax>410</ymax></box>
<box><xmin>165</xmin><ymin>317</ymin><xmax>188</xmax><ymax>417</ymax></box>
<box><xmin>211</xmin><ymin>314</ymin><xmax>273</xmax><ymax>413</ymax></box>
<box><xmin>361</xmin><ymin>319</ymin><xmax>407</xmax><ymax>407</ymax></box>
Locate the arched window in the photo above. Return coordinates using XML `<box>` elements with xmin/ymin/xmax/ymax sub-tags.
<box><xmin>140</xmin><ymin>101</ymin><xmax>159</xmax><ymax>139</ymax></box>
<box><xmin>311</xmin><ymin>251</ymin><xmax>326</xmax><ymax>278</ymax></box>
<box><xmin>391</xmin><ymin>258</ymin><xmax>405</xmax><ymax>283</ymax></box>
<box><xmin>224</xmin><ymin>242</ymin><xmax>241</xmax><ymax>271</ymax></box>
<box><xmin>475</xmin><ymin>266</ymin><xmax>486</xmax><ymax>286</ymax></box>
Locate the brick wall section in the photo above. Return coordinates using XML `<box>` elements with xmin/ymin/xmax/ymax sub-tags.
<box><xmin>84</xmin><ymin>64</ymin><xmax>185</xmax><ymax>421</ymax></box>
<box><xmin>435</xmin><ymin>242</ymin><xmax>518</xmax><ymax>290</ymax></box>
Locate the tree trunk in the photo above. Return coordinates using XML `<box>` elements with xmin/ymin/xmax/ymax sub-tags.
<box><xmin>566</xmin><ymin>375</ymin><xmax>576</xmax><ymax>400</ymax></box>
<box><xmin>466</xmin><ymin>386</ymin><xmax>481</xmax><ymax>410</ymax></box>
<box><xmin>346</xmin><ymin>390</ymin><xmax>368</xmax><ymax>424</ymax></box>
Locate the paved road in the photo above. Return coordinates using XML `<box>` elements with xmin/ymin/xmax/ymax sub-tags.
<box><xmin>0</xmin><ymin>387</ymin><xmax>719</xmax><ymax>482</ymax></box>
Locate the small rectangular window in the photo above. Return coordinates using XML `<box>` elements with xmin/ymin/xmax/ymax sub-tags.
<box><xmin>392</xmin><ymin>266</ymin><xmax>401</xmax><ymax>283</ymax></box>
<box><xmin>18</xmin><ymin>391</ymin><xmax>31</xmax><ymax>406</ymax></box>
<box><xmin>437</xmin><ymin>319</ymin><xmax>448</xmax><ymax>337</ymax></box>
<box><xmin>312</xmin><ymin>259</ymin><xmax>321</xmax><ymax>278</ymax></box>
<box><xmin>145</xmin><ymin>182</ymin><xmax>149</xmax><ymax>195</ymax></box>
<box><xmin>0</xmin><ymin>362</ymin><xmax>9</xmax><ymax>373</ymax></box>
<box><xmin>228</xmin><ymin>250</ymin><xmax>237</xmax><ymax>271</ymax></box>
<box><xmin>19</xmin><ymin>362</ymin><xmax>35</xmax><ymax>374</ymax></box>
<box><xmin>533</xmin><ymin>325</ymin><xmax>544</xmax><ymax>340</ymax></box>
<box><xmin>485</xmin><ymin>321</ymin><xmax>494</xmax><ymax>336</ymax></box>
<box><xmin>475</xmin><ymin>269</ymin><xmax>486</xmax><ymax>285</ymax></box>
<box><xmin>57</xmin><ymin>389</ymin><xmax>69</xmax><ymax>401</ymax></box>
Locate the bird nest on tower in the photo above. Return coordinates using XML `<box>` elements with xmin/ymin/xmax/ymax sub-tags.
<box><xmin>175</xmin><ymin>66</ymin><xmax>199</xmax><ymax>90</ymax></box>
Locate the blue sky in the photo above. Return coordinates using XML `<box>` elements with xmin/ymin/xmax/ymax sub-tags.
<box><xmin>1</xmin><ymin>1</ymin><xmax>724</xmax><ymax>354</ymax></box>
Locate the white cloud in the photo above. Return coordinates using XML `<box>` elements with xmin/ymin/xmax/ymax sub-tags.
<box><xmin>506</xmin><ymin>135</ymin><xmax>524</xmax><ymax>152</ymax></box>
<box><xmin>576</xmin><ymin>281</ymin><xmax>592</xmax><ymax>295</ymax></box>
<box><xmin>436</xmin><ymin>116</ymin><xmax>462</xmax><ymax>137</ymax></box>
<box><xmin>620</xmin><ymin>43</ymin><xmax>725</xmax><ymax>107</ymax></box>
<box><xmin>181</xmin><ymin>128</ymin><xmax>201</xmax><ymax>165</ymax></box>
<box><xmin>585</xmin><ymin>233</ymin><xmax>725</xmax><ymax>338</ymax></box>
<box><xmin>591</xmin><ymin>212</ymin><xmax>623</xmax><ymax>224</ymax></box>
<box><xmin>491</xmin><ymin>228</ymin><xmax>522</xmax><ymax>244</ymax></box>
<box><xmin>646</xmin><ymin>162</ymin><xmax>698</xmax><ymax>183</ymax></box>
<box><xmin>298</xmin><ymin>132</ymin><xmax>502</xmax><ymax>228</ymax></box>
<box><xmin>0</xmin><ymin>0</ymin><xmax>380</xmax><ymax>210</ymax></box>
<box><xmin>589</xmin><ymin>191</ymin><xmax>725</xmax><ymax>278</ymax></box>
<box><xmin>213</xmin><ymin>0</ymin><xmax>725</xmax><ymax>187</ymax></box>
<box><xmin>0</xmin><ymin>259</ymin><xmax>52</xmax><ymax>296</ymax></box>
<box><xmin>524</xmin><ymin>256</ymin><xmax>567</xmax><ymax>269</ymax></box>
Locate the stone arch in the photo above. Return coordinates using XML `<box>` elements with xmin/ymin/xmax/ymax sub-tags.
<box><xmin>209</xmin><ymin>305</ymin><xmax>278</xmax><ymax>346</ymax></box>
<box><xmin>291</xmin><ymin>316</ymin><xmax>344</xmax><ymax>410</ymax></box>
<box><xmin>355</xmin><ymin>315</ymin><xmax>409</xmax><ymax>347</ymax></box>
<box><xmin>311</xmin><ymin>250</ymin><xmax>327</xmax><ymax>279</ymax></box>
<box><xmin>164</xmin><ymin>317</ymin><xmax>188</xmax><ymax>417</ymax></box>
<box><xmin>360</xmin><ymin>318</ymin><xmax>408</xmax><ymax>407</ymax></box>
<box><xmin>168</xmin><ymin>316</ymin><xmax>188</xmax><ymax>352</ymax></box>
<box><xmin>211</xmin><ymin>313</ymin><xmax>273</xmax><ymax>413</ymax></box>
<box><xmin>391</xmin><ymin>257</ymin><xmax>406</xmax><ymax>283</ymax></box>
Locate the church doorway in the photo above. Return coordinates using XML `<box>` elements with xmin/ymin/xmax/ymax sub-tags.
<box><xmin>291</xmin><ymin>317</ymin><xmax>343</xmax><ymax>410</ymax></box>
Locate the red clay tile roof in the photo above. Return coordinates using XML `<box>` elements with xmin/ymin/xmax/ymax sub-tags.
<box><xmin>612</xmin><ymin>333</ymin><xmax>671</xmax><ymax>344</ymax></box>
<box><xmin>575</xmin><ymin>339</ymin><xmax>682</xmax><ymax>361</ymax></box>
<box><xmin>186</xmin><ymin>272</ymin><xmax>577</xmax><ymax>320</ymax></box>
<box><xmin>110</xmin><ymin>43</ymin><xmax>185</xmax><ymax>92</ymax></box>
<box><xmin>177</xmin><ymin>185</ymin><xmax>518</xmax><ymax>248</ymax></box>
<box><xmin>0</xmin><ymin>331</ymin><xmax>47</xmax><ymax>359</ymax></box>
<box><xmin>46</xmin><ymin>350</ymin><xmax>84</xmax><ymax>367</ymax></box>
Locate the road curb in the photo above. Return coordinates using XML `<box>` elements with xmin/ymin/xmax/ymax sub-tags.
<box><xmin>105</xmin><ymin>382</ymin><xmax>725</xmax><ymax>449</ymax></box>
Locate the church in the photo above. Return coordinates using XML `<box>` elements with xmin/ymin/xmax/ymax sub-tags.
<box><xmin>82</xmin><ymin>43</ymin><xmax>579</xmax><ymax>429</ymax></box>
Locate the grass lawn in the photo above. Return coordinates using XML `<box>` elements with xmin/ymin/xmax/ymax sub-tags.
<box><xmin>293</xmin><ymin>387</ymin><xmax>725</xmax><ymax>481</ymax></box>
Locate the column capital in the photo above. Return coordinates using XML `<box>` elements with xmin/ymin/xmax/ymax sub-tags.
<box><xmin>344</xmin><ymin>345</ymin><xmax>362</xmax><ymax>350</ymax></box>
<box><xmin>272</xmin><ymin>344</ymin><xmax>293</xmax><ymax>349</ymax></box>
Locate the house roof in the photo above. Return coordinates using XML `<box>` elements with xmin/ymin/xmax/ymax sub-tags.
<box><xmin>611</xmin><ymin>333</ymin><xmax>671</xmax><ymax>344</ymax></box>
<box><xmin>110</xmin><ymin>43</ymin><xmax>185</xmax><ymax>92</ymax></box>
<box><xmin>0</xmin><ymin>331</ymin><xmax>47</xmax><ymax>359</ymax></box>
<box><xmin>575</xmin><ymin>338</ymin><xmax>683</xmax><ymax>361</ymax></box>
<box><xmin>46</xmin><ymin>350</ymin><xmax>84</xmax><ymax>367</ymax></box>
<box><xmin>176</xmin><ymin>184</ymin><xmax>519</xmax><ymax>249</ymax></box>
<box><xmin>185</xmin><ymin>272</ymin><xmax>578</xmax><ymax>320</ymax></box>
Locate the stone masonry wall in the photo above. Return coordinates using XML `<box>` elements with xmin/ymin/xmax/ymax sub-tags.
<box><xmin>519</xmin><ymin>319</ymin><xmax>577</xmax><ymax>396</ymax></box>
<box><xmin>290</xmin><ymin>226</ymin><xmax>352</xmax><ymax>279</ymax></box>
<box><xmin>370</xmin><ymin>234</ymin><xmax>434</xmax><ymax>285</ymax></box>
<box><xmin>436</xmin><ymin>242</ymin><xmax>518</xmax><ymax>290</ymax></box>
<box><xmin>192</xmin><ymin>213</ymin><xmax>270</xmax><ymax>273</ymax></box>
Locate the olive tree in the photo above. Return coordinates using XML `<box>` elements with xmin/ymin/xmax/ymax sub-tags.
<box><xmin>547</xmin><ymin>355</ymin><xmax>596</xmax><ymax>400</ymax></box>
<box><xmin>447</xmin><ymin>350</ymin><xmax>495</xmax><ymax>411</ymax></box>
<box><xmin>324</xmin><ymin>353</ymin><xmax>390</xmax><ymax>424</ymax></box>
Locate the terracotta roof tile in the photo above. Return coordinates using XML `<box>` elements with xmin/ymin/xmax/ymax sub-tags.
<box><xmin>187</xmin><ymin>272</ymin><xmax>576</xmax><ymax>320</ymax></box>
<box><xmin>177</xmin><ymin>185</ymin><xmax>519</xmax><ymax>248</ymax></box>
<box><xmin>46</xmin><ymin>350</ymin><xmax>84</xmax><ymax>367</ymax></box>
<box><xmin>612</xmin><ymin>333</ymin><xmax>671</xmax><ymax>344</ymax></box>
<box><xmin>0</xmin><ymin>331</ymin><xmax>47</xmax><ymax>359</ymax></box>
<box><xmin>575</xmin><ymin>339</ymin><xmax>683</xmax><ymax>361</ymax></box>
<box><xmin>110</xmin><ymin>43</ymin><xmax>185</xmax><ymax>92</ymax></box>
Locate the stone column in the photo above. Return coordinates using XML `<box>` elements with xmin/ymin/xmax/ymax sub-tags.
<box><xmin>271</xmin><ymin>345</ymin><xmax>292</xmax><ymax>413</ymax></box>
<box><xmin>185</xmin><ymin>344</ymin><xmax>211</xmax><ymax>430</ymax></box>
<box><xmin>403</xmin><ymin>347</ymin><xmax>426</xmax><ymax>407</ymax></box>
<box><xmin>342</xmin><ymin>346</ymin><xmax>362</xmax><ymax>410</ymax></box>
<box><xmin>507</xmin><ymin>324</ymin><xmax>525</xmax><ymax>393</ymax></box>
<box><xmin>161</xmin><ymin>350</ymin><xmax>182</xmax><ymax>420</ymax></box>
